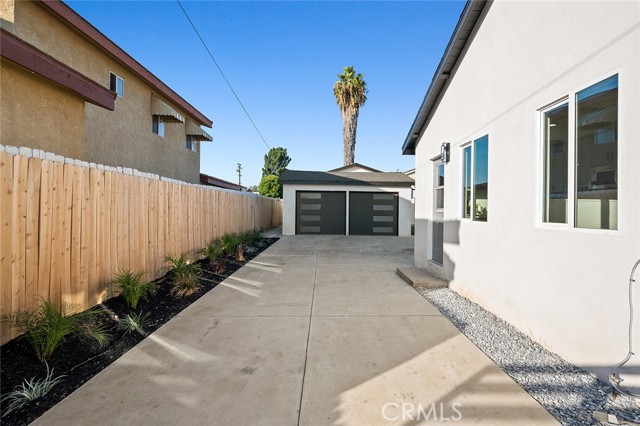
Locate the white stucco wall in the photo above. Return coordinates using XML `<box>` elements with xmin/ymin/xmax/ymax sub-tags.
<box><xmin>282</xmin><ymin>184</ymin><xmax>413</xmax><ymax>237</ymax></box>
<box><xmin>413</xmin><ymin>0</ymin><xmax>640</xmax><ymax>382</ymax></box>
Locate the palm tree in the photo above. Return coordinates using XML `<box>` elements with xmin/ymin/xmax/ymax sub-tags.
<box><xmin>333</xmin><ymin>66</ymin><xmax>367</xmax><ymax>166</ymax></box>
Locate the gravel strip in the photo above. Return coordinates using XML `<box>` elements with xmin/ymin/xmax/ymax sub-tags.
<box><xmin>417</xmin><ymin>287</ymin><xmax>640</xmax><ymax>426</ymax></box>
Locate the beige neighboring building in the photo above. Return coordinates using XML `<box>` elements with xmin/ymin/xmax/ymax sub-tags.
<box><xmin>0</xmin><ymin>0</ymin><xmax>213</xmax><ymax>184</ymax></box>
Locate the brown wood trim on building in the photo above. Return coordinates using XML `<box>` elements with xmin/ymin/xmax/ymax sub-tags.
<box><xmin>200</xmin><ymin>173</ymin><xmax>247</xmax><ymax>192</ymax></box>
<box><xmin>37</xmin><ymin>0</ymin><xmax>213</xmax><ymax>128</ymax></box>
<box><xmin>1</xmin><ymin>28</ymin><xmax>116</xmax><ymax>110</ymax></box>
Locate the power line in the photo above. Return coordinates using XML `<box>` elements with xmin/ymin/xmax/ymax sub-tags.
<box><xmin>176</xmin><ymin>0</ymin><xmax>270</xmax><ymax>150</ymax></box>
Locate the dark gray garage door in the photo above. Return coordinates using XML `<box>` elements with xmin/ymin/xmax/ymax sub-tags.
<box><xmin>296</xmin><ymin>191</ymin><xmax>346</xmax><ymax>235</ymax></box>
<box><xmin>349</xmin><ymin>192</ymin><xmax>398</xmax><ymax>235</ymax></box>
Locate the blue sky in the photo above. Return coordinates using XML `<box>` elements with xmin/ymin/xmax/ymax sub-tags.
<box><xmin>67</xmin><ymin>1</ymin><xmax>464</xmax><ymax>187</ymax></box>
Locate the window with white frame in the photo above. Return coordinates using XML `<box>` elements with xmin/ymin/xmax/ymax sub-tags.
<box><xmin>540</xmin><ymin>74</ymin><xmax>618</xmax><ymax>230</ymax></box>
<box><xmin>434</xmin><ymin>162</ymin><xmax>445</xmax><ymax>212</ymax></box>
<box><xmin>461</xmin><ymin>135</ymin><xmax>489</xmax><ymax>221</ymax></box>
<box><xmin>109</xmin><ymin>72</ymin><xmax>124</xmax><ymax>97</ymax></box>
<box><xmin>186</xmin><ymin>135</ymin><xmax>197</xmax><ymax>152</ymax></box>
<box><xmin>542</xmin><ymin>102</ymin><xmax>569</xmax><ymax>223</ymax></box>
<box><xmin>152</xmin><ymin>115</ymin><xmax>165</xmax><ymax>137</ymax></box>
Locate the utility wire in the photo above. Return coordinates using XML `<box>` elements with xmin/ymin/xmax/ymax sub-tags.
<box><xmin>176</xmin><ymin>0</ymin><xmax>270</xmax><ymax>150</ymax></box>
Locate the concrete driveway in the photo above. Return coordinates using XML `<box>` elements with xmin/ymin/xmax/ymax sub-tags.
<box><xmin>34</xmin><ymin>236</ymin><xmax>558</xmax><ymax>426</ymax></box>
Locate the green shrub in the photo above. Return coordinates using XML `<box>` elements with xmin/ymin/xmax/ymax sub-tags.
<box><xmin>203</xmin><ymin>239</ymin><xmax>225</xmax><ymax>262</ymax></box>
<box><xmin>109</xmin><ymin>269</ymin><xmax>156</xmax><ymax>309</ymax></box>
<box><xmin>170</xmin><ymin>272</ymin><xmax>201</xmax><ymax>298</ymax></box>
<box><xmin>0</xmin><ymin>299</ymin><xmax>110</xmax><ymax>361</ymax></box>
<box><xmin>239</xmin><ymin>230</ymin><xmax>261</xmax><ymax>246</ymax></box>
<box><xmin>220</xmin><ymin>233</ymin><xmax>241</xmax><ymax>255</ymax></box>
<box><xmin>258</xmin><ymin>175</ymin><xmax>282</xmax><ymax>198</ymax></box>
<box><xmin>165</xmin><ymin>253</ymin><xmax>202</xmax><ymax>298</ymax></box>
<box><xmin>1</xmin><ymin>362</ymin><xmax>65</xmax><ymax>416</ymax></box>
<box><xmin>117</xmin><ymin>311</ymin><xmax>150</xmax><ymax>335</ymax></box>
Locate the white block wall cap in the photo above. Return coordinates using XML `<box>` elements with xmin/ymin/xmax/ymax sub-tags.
<box><xmin>18</xmin><ymin>147</ymin><xmax>33</xmax><ymax>157</ymax></box>
<box><xmin>80</xmin><ymin>161</ymin><xmax>90</xmax><ymax>168</ymax></box>
<box><xmin>0</xmin><ymin>145</ymin><xmax>5</xmax><ymax>153</ymax></box>
<box><xmin>45</xmin><ymin>151</ymin><xmax>57</xmax><ymax>161</ymax></box>
<box><xmin>55</xmin><ymin>155</ymin><xmax>65</xmax><ymax>163</ymax></box>
<box><xmin>5</xmin><ymin>145</ymin><xmax>19</xmax><ymax>155</ymax></box>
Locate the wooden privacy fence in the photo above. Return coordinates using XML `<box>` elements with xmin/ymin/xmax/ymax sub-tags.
<box><xmin>0</xmin><ymin>151</ymin><xmax>282</xmax><ymax>343</ymax></box>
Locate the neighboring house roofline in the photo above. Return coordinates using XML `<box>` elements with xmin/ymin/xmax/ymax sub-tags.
<box><xmin>200</xmin><ymin>173</ymin><xmax>246</xmax><ymax>191</ymax></box>
<box><xmin>1</xmin><ymin>28</ymin><xmax>116</xmax><ymax>110</ymax></box>
<box><xmin>401</xmin><ymin>0</ymin><xmax>489</xmax><ymax>155</ymax></box>
<box><xmin>37</xmin><ymin>0</ymin><xmax>213</xmax><ymax>128</ymax></box>
<box><xmin>328</xmin><ymin>163</ymin><xmax>382</xmax><ymax>173</ymax></box>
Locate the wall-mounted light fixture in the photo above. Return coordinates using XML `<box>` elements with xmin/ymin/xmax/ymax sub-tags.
<box><xmin>440</xmin><ymin>142</ymin><xmax>450</xmax><ymax>164</ymax></box>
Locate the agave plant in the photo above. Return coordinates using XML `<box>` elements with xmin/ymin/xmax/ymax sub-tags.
<box><xmin>117</xmin><ymin>311</ymin><xmax>151</xmax><ymax>335</ymax></box>
<box><xmin>1</xmin><ymin>362</ymin><xmax>65</xmax><ymax>416</ymax></box>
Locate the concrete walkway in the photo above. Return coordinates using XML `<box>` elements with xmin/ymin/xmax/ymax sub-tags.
<box><xmin>34</xmin><ymin>236</ymin><xmax>558</xmax><ymax>426</ymax></box>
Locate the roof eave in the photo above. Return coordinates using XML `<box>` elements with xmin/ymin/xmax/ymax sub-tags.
<box><xmin>281</xmin><ymin>182</ymin><xmax>413</xmax><ymax>187</ymax></box>
<box><xmin>402</xmin><ymin>0</ymin><xmax>488</xmax><ymax>155</ymax></box>
<box><xmin>38</xmin><ymin>0</ymin><xmax>213</xmax><ymax>128</ymax></box>
<box><xmin>279</xmin><ymin>180</ymin><xmax>414</xmax><ymax>187</ymax></box>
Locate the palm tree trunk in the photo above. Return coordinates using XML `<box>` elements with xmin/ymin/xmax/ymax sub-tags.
<box><xmin>342</xmin><ymin>107</ymin><xmax>359</xmax><ymax>166</ymax></box>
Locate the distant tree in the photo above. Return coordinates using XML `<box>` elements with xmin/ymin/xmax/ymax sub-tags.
<box><xmin>333</xmin><ymin>66</ymin><xmax>367</xmax><ymax>166</ymax></box>
<box><xmin>258</xmin><ymin>175</ymin><xmax>282</xmax><ymax>198</ymax></box>
<box><xmin>262</xmin><ymin>147</ymin><xmax>291</xmax><ymax>177</ymax></box>
<box><xmin>247</xmin><ymin>185</ymin><xmax>259</xmax><ymax>193</ymax></box>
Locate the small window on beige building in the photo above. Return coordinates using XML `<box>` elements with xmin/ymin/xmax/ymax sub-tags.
<box><xmin>186</xmin><ymin>135</ymin><xmax>197</xmax><ymax>152</ymax></box>
<box><xmin>109</xmin><ymin>72</ymin><xmax>124</xmax><ymax>97</ymax></box>
<box><xmin>152</xmin><ymin>116</ymin><xmax>165</xmax><ymax>138</ymax></box>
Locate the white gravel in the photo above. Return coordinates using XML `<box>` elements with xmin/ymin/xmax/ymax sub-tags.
<box><xmin>417</xmin><ymin>287</ymin><xmax>640</xmax><ymax>426</ymax></box>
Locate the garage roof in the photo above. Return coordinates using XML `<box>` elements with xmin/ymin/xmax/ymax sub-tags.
<box><xmin>279</xmin><ymin>170</ymin><xmax>414</xmax><ymax>187</ymax></box>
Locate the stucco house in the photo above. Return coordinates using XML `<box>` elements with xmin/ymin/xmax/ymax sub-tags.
<box><xmin>280</xmin><ymin>164</ymin><xmax>414</xmax><ymax>236</ymax></box>
<box><xmin>0</xmin><ymin>0</ymin><xmax>212</xmax><ymax>184</ymax></box>
<box><xmin>403</xmin><ymin>0</ymin><xmax>639</xmax><ymax>382</ymax></box>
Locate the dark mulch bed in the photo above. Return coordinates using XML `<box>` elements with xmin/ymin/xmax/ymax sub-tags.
<box><xmin>0</xmin><ymin>237</ymin><xmax>278</xmax><ymax>425</ymax></box>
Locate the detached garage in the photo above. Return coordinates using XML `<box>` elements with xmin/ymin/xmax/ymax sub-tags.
<box><xmin>279</xmin><ymin>165</ymin><xmax>414</xmax><ymax>236</ymax></box>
